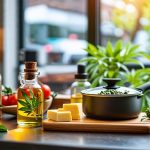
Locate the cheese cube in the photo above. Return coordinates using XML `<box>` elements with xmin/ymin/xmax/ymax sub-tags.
<box><xmin>63</xmin><ymin>103</ymin><xmax>82</xmax><ymax>120</ymax></box>
<box><xmin>58</xmin><ymin>108</ymin><xmax>64</xmax><ymax>111</ymax></box>
<box><xmin>47</xmin><ymin>109</ymin><xmax>72</xmax><ymax>122</ymax></box>
<box><xmin>57</xmin><ymin>111</ymin><xmax>72</xmax><ymax>121</ymax></box>
<box><xmin>71</xmin><ymin>114</ymin><xmax>81</xmax><ymax>120</ymax></box>
<box><xmin>47</xmin><ymin>109</ymin><xmax>57</xmax><ymax>121</ymax></box>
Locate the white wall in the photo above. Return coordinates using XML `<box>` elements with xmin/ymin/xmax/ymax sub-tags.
<box><xmin>3</xmin><ymin>0</ymin><xmax>18</xmax><ymax>89</ymax></box>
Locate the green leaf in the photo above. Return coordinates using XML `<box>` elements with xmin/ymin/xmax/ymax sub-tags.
<box><xmin>0</xmin><ymin>124</ymin><xmax>8</xmax><ymax>132</ymax></box>
<box><xmin>90</xmin><ymin>65</ymin><xmax>99</xmax><ymax>79</ymax></box>
<box><xmin>31</xmin><ymin>97</ymin><xmax>39</xmax><ymax>109</ymax></box>
<box><xmin>114</xmin><ymin>40</ymin><xmax>122</xmax><ymax>56</ymax></box>
<box><xmin>86</xmin><ymin>63</ymin><xmax>96</xmax><ymax>73</ymax></box>
<box><xmin>30</xmin><ymin>89</ymin><xmax>34</xmax><ymax>98</ymax></box>
<box><xmin>19</xmin><ymin>107</ymin><xmax>31</xmax><ymax>112</ymax></box>
<box><xmin>18</xmin><ymin>99</ymin><xmax>27</xmax><ymax>106</ymax></box>
<box><xmin>106</xmin><ymin>41</ymin><xmax>113</xmax><ymax>56</ymax></box>
<box><xmin>83</xmin><ymin>43</ymin><xmax>98</xmax><ymax>57</ymax></box>
<box><xmin>90</xmin><ymin>73</ymin><xmax>99</xmax><ymax>81</ymax></box>
<box><xmin>91</xmin><ymin>77</ymin><xmax>100</xmax><ymax>87</ymax></box>
<box><xmin>125</xmin><ymin>59</ymin><xmax>144</xmax><ymax>68</ymax></box>
<box><xmin>97</xmin><ymin>46</ymin><xmax>105</xmax><ymax>57</ymax></box>
<box><xmin>2</xmin><ymin>86</ymin><xmax>13</xmax><ymax>95</ymax></box>
<box><xmin>108</xmin><ymin>70</ymin><xmax>116</xmax><ymax>78</ymax></box>
<box><xmin>19</xmin><ymin>90</ymin><xmax>40</xmax><ymax>116</ymax></box>
<box><xmin>140</xmin><ymin>52</ymin><xmax>150</xmax><ymax>60</ymax></box>
<box><xmin>79</xmin><ymin>57</ymin><xmax>97</xmax><ymax>63</ymax></box>
<box><xmin>116</xmin><ymin>62</ymin><xmax>129</xmax><ymax>73</ymax></box>
<box><xmin>22</xmin><ymin>91</ymin><xmax>31</xmax><ymax>106</ymax></box>
<box><xmin>142</xmin><ymin>90</ymin><xmax>150</xmax><ymax>112</ymax></box>
<box><xmin>129</xmin><ymin>44</ymin><xmax>139</xmax><ymax>53</ymax></box>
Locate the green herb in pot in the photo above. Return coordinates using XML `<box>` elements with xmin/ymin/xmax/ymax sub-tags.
<box><xmin>98</xmin><ymin>89</ymin><xmax>129</xmax><ymax>95</ymax></box>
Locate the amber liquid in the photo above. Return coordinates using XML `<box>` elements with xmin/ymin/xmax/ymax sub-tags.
<box><xmin>71</xmin><ymin>93</ymin><xmax>82</xmax><ymax>103</ymax></box>
<box><xmin>17</xmin><ymin>88</ymin><xmax>43</xmax><ymax>127</ymax></box>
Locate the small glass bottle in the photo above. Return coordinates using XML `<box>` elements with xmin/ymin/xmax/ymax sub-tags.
<box><xmin>71</xmin><ymin>64</ymin><xmax>91</xmax><ymax>103</ymax></box>
<box><xmin>17</xmin><ymin>62</ymin><xmax>43</xmax><ymax>127</ymax></box>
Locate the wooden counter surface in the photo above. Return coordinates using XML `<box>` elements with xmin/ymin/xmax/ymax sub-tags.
<box><xmin>0</xmin><ymin>113</ymin><xmax>150</xmax><ymax>150</ymax></box>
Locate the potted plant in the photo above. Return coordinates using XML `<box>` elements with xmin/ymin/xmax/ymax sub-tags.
<box><xmin>79</xmin><ymin>40</ymin><xmax>150</xmax><ymax>112</ymax></box>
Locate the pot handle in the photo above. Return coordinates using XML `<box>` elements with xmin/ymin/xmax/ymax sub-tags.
<box><xmin>137</xmin><ymin>81</ymin><xmax>150</xmax><ymax>92</ymax></box>
<box><xmin>103</xmin><ymin>78</ymin><xmax>120</xmax><ymax>89</ymax></box>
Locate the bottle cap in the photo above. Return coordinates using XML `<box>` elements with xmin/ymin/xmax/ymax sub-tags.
<box><xmin>75</xmin><ymin>64</ymin><xmax>88</xmax><ymax>79</ymax></box>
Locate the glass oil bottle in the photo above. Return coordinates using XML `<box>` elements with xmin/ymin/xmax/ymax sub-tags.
<box><xmin>17</xmin><ymin>62</ymin><xmax>43</xmax><ymax>127</ymax></box>
<box><xmin>71</xmin><ymin>64</ymin><xmax>91</xmax><ymax>103</ymax></box>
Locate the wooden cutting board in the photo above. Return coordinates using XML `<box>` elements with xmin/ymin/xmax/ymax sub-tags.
<box><xmin>43</xmin><ymin>113</ymin><xmax>150</xmax><ymax>134</ymax></box>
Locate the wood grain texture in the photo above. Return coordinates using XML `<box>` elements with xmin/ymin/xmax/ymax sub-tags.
<box><xmin>43</xmin><ymin>113</ymin><xmax>150</xmax><ymax>134</ymax></box>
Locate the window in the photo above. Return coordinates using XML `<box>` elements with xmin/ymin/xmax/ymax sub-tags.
<box><xmin>100</xmin><ymin>0</ymin><xmax>150</xmax><ymax>66</ymax></box>
<box><xmin>23</xmin><ymin>0</ymin><xmax>87</xmax><ymax>66</ymax></box>
<box><xmin>100</xmin><ymin>0</ymin><xmax>150</xmax><ymax>52</ymax></box>
<box><xmin>20</xmin><ymin>0</ymin><xmax>88</xmax><ymax>92</ymax></box>
<box><xmin>18</xmin><ymin>0</ymin><xmax>150</xmax><ymax>92</ymax></box>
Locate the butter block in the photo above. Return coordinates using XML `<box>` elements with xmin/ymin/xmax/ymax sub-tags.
<box><xmin>63</xmin><ymin>103</ymin><xmax>82</xmax><ymax>120</ymax></box>
<box><xmin>47</xmin><ymin>109</ymin><xmax>72</xmax><ymax>122</ymax></box>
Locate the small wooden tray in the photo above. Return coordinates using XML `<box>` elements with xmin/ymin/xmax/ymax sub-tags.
<box><xmin>2</xmin><ymin>97</ymin><xmax>53</xmax><ymax>115</ymax></box>
<box><xmin>43</xmin><ymin>113</ymin><xmax>150</xmax><ymax>134</ymax></box>
<box><xmin>1</xmin><ymin>94</ymin><xmax>70</xmax><ymax>115</ymax></box>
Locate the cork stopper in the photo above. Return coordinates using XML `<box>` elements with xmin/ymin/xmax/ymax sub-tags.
<box><xmin>24</xmin><ymin>61</ymin><xmax>38</xmax><ymax>80</ymax></box>
<box><xmin>24</xmin><ymin>61</ymin><xmax>38</xmax><ymax>72</ymax></box>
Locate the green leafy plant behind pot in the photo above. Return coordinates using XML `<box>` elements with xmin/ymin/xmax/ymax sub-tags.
<box><xmin>124</xmin><ymin>68</ymin><xmax>150</xmax><ymax>88</ymax></box>
<box><xmin>80</xmin><ymin>40</ymin><xmax>149</xmax><ymax>87</ymax></box>
<box><xmin>124</xmin><ymin>68</ymin><xmax>150</xmax><ymax>112</ymax></box>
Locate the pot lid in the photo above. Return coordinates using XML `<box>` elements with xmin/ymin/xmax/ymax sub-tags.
<box><xmin>82</xmin><ymin>78</ymin><xmax>142</xmax><ymax>96</ymax></box>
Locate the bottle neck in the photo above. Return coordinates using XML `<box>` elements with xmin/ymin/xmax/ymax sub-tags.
<box><xmin>20</xmin><ymin>72</ymin><xmax>39</xmax><ymax>85</ymax></box>
<box><xmin>24</xmin><ymin>77</ymin><xmax>38</xmax><ymax>84</ymax></box>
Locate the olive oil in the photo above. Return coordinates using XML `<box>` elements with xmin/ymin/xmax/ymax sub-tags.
<box><xmin>71</xmin><ymin>64</ymin><xmax>91</xmax><ymax>103</ymax></box>
<box><xmin>17</xmin><ymin>62</ymin><xmax>43</xmax><ymax>127</ymax></box>
<box><xmin>71</xmin><ymin>93</ymin><xmax>82</xmax><ymax>103</ymax></box>
<box><xmin>17</xmin><ymin>88</ymin><xmax>43</xmax><ymax>127</ymax></box>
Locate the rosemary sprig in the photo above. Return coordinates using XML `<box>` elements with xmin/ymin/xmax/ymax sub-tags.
<box><xmin>0</xmin><ymin>124</ymin><xmax>8</xmax><ymax>132</ymax></box>
<box><xmin>18</xmin><ymin>90</ymin><xmax>40</xmax><ymax>116</ymax></box>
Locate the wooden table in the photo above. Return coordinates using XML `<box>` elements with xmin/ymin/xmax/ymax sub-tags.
<box><xmin>1</xmin><ymin>113</ymin><xmax>150</xmax><ymax>150</ymax></box>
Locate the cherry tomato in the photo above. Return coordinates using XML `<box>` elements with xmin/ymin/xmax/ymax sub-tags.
<box><xmin>24</xmin><ymin>88</ymin><xmax>31</xmax><ymax>97</ymax></box>
<box><xmin>2</xmin><ymin>95</ymin><xmax>9</xmax><ymax>106</ymax></box>
<box><xmin>41</xmin><ymin>84</ymin><xmax>51</xmax><ymax>99</ymax></box>
<box><xmin>8</xmin><ymin>93</ymin><xmax>17</xmax><ymax>105</ymax></box>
